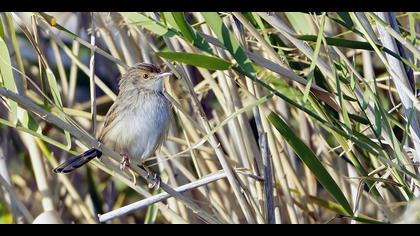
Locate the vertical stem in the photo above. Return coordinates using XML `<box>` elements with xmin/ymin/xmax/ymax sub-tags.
<box><xmin>30</xmin><ymin>15</ymin><xmax>47</xmax><ymax>106</ymax></box>
<box><xmin>256</xmin><ymin>87</ymin><xmax>299</xmax><ymax>223</ymax></box>
<box><xmin>68</xmin><ymin>39</ymin><xmax>80</xmax><ymax>107</ymax></box>
<box><xmin>19</xmin><ymin>132</ymin><xmax>55</xmax><ymax>212</ymax></box>
<box><xmin>375</xmin><ymin>12</ymin><xmax>420</xmax><ymax>165</ymax></box>
<box><xmin>89</xmin><ymin>12</ymin><xmax>97</xmax><ymax>136</ymax></box>
<box><xmin>4</xmin><ymin>13</ymin><xmax>26</xmax><ymax>89</ymax></box>
<box><xmin>50</xmin><ymin>40</ymin><xmax>69</xmax><ymax>105</ymax></box>
<box><xmin>260</xmin><ymin>133</ymin><xmax>275</xmax><ymax>224</ymax></box>
<box><xmin>36</xmin><ymin>139</ymin><xmax>97</xmax><ymax>223</ymax></box>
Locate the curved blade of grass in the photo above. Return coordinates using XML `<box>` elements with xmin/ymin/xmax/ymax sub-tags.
<box><xmin>4</xmin><ymin>13</ymin><xmax>25</xmax><ymax>87</ymax></box>
<box><xmin>165</xmin><ymin>12</ymin><xmax>213</xmax><ymax>54</ymax></box>
<box><xmin>45</xmin><ymin>69</ymin><xmax>63</xmax><ymax>108</ymax></box>
<box><xmin>156</xmin><ymin>51</ymin><xmax>231</xmax><ymax>70</ymax></box>
<box><xmin>46</xmin><ymin>69</ymin><xmax>71</xmax><ymax>149</ymax></box>
<box><xmin>268</xmin><ymin>112</ymin><xmax>353</xmax><ymax>215</ymax></box>
<box><xmin>303</xmin><ymin>13</ymin><xmax>326</xmax><ymax>103</ymax></box>
<box><xmin>336</xmin><ymin>64</ymin><xmax>352</xmax><ymax>129</ymax></box>
<box><xmin>0</xmin><ymin>36</ymin><xmax>18</xmax><ymax>125</ymax></box>
<box><xmin>0</xmin><ymin>29</ymin><xmax>42</xmax><ymax>134</ymax></box>
<box><xmin>307</xmin><ymin>195</ymin><xmax>386</xmax><ymax>224</ymax></box>
<box><xmin>163</xmin><ymin>12</ymin><xmax>194</xmax><ymax>42</ymax></box>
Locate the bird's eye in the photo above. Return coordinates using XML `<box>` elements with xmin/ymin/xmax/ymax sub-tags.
<box><xmin>143</xmin><ymin>74</ymin><xmax>149</xmax><ymax>79</ymax></box>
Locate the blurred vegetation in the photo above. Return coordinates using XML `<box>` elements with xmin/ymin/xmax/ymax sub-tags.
<box><xmin>0</xmin><ymin>12</ymin><xmax>419</xmax><ymax>224</ymax></box>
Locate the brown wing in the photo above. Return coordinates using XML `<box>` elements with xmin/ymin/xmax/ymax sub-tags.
<box><xmin>97</xmin><ymin>100</ymin><xmax>120</xmax><ymax>142</ymax></box>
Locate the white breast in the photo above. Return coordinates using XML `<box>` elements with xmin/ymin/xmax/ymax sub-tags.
<box><xmin>103</xmin><ymin>93</ymin><xmax>171</xmax><ymax>163</ymax></box>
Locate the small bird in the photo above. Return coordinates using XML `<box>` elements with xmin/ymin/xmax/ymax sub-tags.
<box><xmin>53</xmin><ymin>63</ymin><xmax>173</xmax><ymax>187</ymax></box>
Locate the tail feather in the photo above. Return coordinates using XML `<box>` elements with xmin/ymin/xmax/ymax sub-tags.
<box><xmin>53</xmin><ymin>148</ymin><xmax>102</xmax><ymax>173</ymax></box>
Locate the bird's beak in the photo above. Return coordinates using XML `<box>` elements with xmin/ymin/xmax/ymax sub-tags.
<box><xmin>155</xmin><ymin>72</ymin><xmax>173</xmax><ymax>80</ymax></box>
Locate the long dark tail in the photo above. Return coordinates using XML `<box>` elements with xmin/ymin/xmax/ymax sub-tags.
<box><xmin>53</xmin><ymin>148</ymin><xmax>102</xmax><ymax>173</ymax></box>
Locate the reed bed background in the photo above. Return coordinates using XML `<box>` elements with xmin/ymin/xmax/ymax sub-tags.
<box><xmin>0</xmin><ymin>12</ymin><xmax>419</xmax><ymax>224</ymax></box>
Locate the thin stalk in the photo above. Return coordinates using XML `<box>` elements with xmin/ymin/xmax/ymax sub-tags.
<box><xmin>99</xmin><ymin>171</ymin><xmax>227</xmax><ymax>223</ymax></box>
<box><xmin>50</xmin><ymin>40</ymin><xmax>69</xmax><ymax>104</ymax></box>
<box><xmin>68</xmin><ymin>38</ymin><xmax>80</xmax><ymax>107</ymax></box>
<box><xmin>4</xmin><ymin>13</ymin><xmax>26</xmax><ymax>89</ymax></box>
<box><xmin>19</xmin><ymin>132</ymin><xmax>55</xmax><ymax>212</ymax></box>
<box><xmin>260</xmin><ymin>133</ymin><xmax>275</xmax><ymax>224</ymax></box>
<box><xmin>89</xmin><ymin>12</ymin><xmax>97</xmax><ymax>136</ymax></box>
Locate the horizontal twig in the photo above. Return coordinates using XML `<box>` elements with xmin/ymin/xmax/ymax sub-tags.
<box><xmin>99</xmin><ymin>171</ymin><xmax>227</xmax><ymax>222</ymax></box>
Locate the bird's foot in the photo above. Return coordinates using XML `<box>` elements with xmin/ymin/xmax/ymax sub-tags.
<box><xmin>143</xmin><ymin>164</ymin><xmax>161</xmax><ymax>189</ymax></box>
<box><xmin>119</xmin><ymin>154</ymin><xmax>130</xmax><ymax>171</ymax></box>
<box><xmin>120</xmin><ymin>153</ymin><xmax>136</xmax><ymax>185</ymax></box>
<box><xmin>146</xmin><ymin>172</ymin><xmax>161</xmax><ymax>189</ymax></box>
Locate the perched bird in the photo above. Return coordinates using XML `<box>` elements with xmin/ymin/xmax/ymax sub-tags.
<box><xmin>53</xmin><ymin>63</ymin><xmax>173</xmax><ymax>187</ymax></box>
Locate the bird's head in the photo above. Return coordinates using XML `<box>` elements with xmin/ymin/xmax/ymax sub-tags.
<box><xmin>120</xmin><ymin>63</ymin><xmax>172</xmax><ymax>92</ymax></box>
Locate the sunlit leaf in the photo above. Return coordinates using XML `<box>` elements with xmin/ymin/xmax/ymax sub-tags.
<box><xmin>156</xmin><ymin>51</ymin><xmax>231</xmax><ymax>70</ymax></box>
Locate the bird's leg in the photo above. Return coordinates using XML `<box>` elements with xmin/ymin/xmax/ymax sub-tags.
<box><xmin>142</xmin><ymin>164</ymin><xmax>161</xmax><ymax>189</ymax></box>
<box><xmin>119</xmin><ymin>153</ymin><xmax>130</xmax><ymax>171</ymax></box>
<box><xmin>119</xmin><ymin>153</ymin><xmax>137</xmax><ymax>185</ymax></box>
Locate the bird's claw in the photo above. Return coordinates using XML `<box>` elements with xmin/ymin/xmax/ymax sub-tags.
<box><xmin>120</xmin><ymin>155</ymin><xmax>130</xmax><ymax>171</ymax></box>
<box><xmin>119</xmin><ymin>154</ymin><xmax>136</xmax><ymax>185</ymax></box>
<box><xmin>147</xmin><ymin>172</ymin><xmax>161</xmax><ymax>189</ymax></box>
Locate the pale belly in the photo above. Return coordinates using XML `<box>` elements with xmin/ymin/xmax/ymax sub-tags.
<box><xmin>102</xmin><ymin>95</ymin><xmax>171</xmax><ymax>163</ymax></box>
